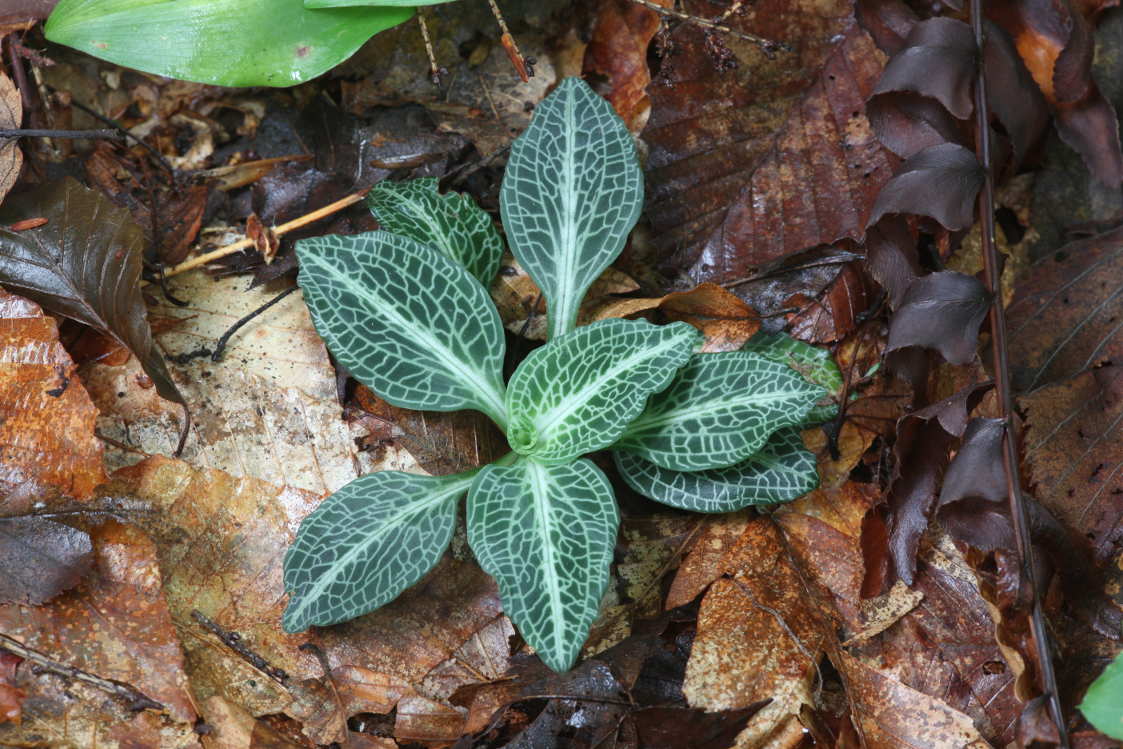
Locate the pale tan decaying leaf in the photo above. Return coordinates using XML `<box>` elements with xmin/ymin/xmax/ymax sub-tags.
<box><xmin>0</xmin><ymin>288</ymin><xmax>106</xmax><ymax>500</ymax></box>
<box><xmin>83</xmin><ymin>273</ymin><xmax>398</xmax><ymax>494</ymax></box>
<box><xmin>109</xmin><ymin>455</ymin><xmax>506</xmax><ymax>745</ymax></box>
<box><xmin>0</xmin><ymin>72</ymin><xmax>22</xmax><ymax>205</ymax></box>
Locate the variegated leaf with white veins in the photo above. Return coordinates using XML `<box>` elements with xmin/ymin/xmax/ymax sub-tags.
<box><xmin>282</xmin><ymin>469</ymin><xmax>474</xmax><ymax>632</ymax></box>
<box><xmin>505</xmin><ymin>318</ymin><xmax>700</xmax><ymax>464</ymax></box>
<box><xmin>500</xmin><ymin>77</ymin><xmax>644</xmax><ymax>339</ymax></box>
<box><xmin>615</xmin><ymin>351</ymin><xmax>825</xmax><ymax>472</ymax></box>
<box><xmin>468</xmin><ymin>458</ymin><xmax>619</xmax><ymax>672</ymax></box>
<box><xmin>367</xmin><ymin>178</ymin><xmax>503</xmax><ymax>286</ymax></box>
<box><xmin>297</xmin><ymin>230</ymin><xmax>508</xmax><ymax>428</ymax></box>
<box><xmin>614</xmin><ymin>427</ymin><xmax>818</xmax><ymax>513</ymax></box>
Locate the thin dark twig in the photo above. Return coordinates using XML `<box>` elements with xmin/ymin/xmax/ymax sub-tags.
<box><xmin>0</xmin><ymin>127</ymin><xmax>123</xmax><ymax>140</ymax></box>
<box><xmin>211</xmin><ymin>286</ymin><xmax>299</xmax><ymax>362</ymax></box>
<box><xmin>0</xmin><ymin>633</ymin><xmax>163</xmax><ymax>712</ymax></box>
<box><xmin>6</xmin><ymin>35</ymin><xmax>33</xmax><ymax>114</ymax></box>
<box><xmin>628</xmin><ymin>0</ymin><xmax>791</xmax><ymax>55</ymax></box>
<box><xmin>190</xmin><ymin>610</ymin><xmax>288</xmax><ymax>685</ymax></box>
<box><xmin>970</xmin><ymin>4</ymin><xmax>1069</xmax><ymax>745</ymax></box>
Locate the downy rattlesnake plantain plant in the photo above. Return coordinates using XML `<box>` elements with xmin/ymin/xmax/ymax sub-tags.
<box><xmin>282</xmin><ymin>77</ymin><xmax>834</xmax><ymax>671</ymax></box>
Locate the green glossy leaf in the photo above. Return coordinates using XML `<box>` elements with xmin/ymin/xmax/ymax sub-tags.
<box><xmin>500</xmin><ymin>77</ymin><xmax>644</xmax><ymax>339</ymax></box>
<box><xmin>367</xmin><ymin>178</ymin><xmax>503</xmax><ymax>286</ymax></box>
<box><xmin>297</xmin><ymin>230</ymin><xmax>508</xmax><ymax>427</ymax></box>
<box><xmin>506</xmin><ymin>319</ymin><xmax>700</xmax><ymax>464</ymax></box>
<box><xmin>615</xmin><ymin>352</ymin><xmax>825</xmax><ymax>472</ymax></box>
<box><xmin>45</xmin><ymin>0</ymin><xmax>412</xmax><ymax>87</ymax></box>
<box><xmin>742</xmin><ymin>330</ymin><xmax>842</xmax><ymax>424</ymax></box>
<box><xmin>614</xmin><ymin>427</ymin><xmax>818</xmax><ymax>512</ymax></box>
<box><xmin>468</xmin><ymin>458</ymin><xmax>618</xmax><ymax>672</ymax></box>
<box><xmin>282</xmin><ymin>470</ymin><xmax>472</xmax><ymax>632</ymax></box>
<box><xmin>308</xmin><ymin>0</ymin><xmax>453</xmax><ymax>6</ymax></box>
<box><xmin>1080</xmin><ymin>649</ymin><xmax>1123</xmax><ymax>740</ymax></box>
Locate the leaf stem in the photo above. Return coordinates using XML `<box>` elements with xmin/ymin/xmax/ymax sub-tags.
<box><xmin>971</xmin><ymin>4</ymin><xmax>1069</xmax><ymax>744</ymax></box>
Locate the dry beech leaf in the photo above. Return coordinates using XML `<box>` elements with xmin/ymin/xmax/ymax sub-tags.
<box><xmin>775</xmin><ymin>486</ymin><xmax>1022</xmax><ymax>744</ymax></box>
<box><xmin>869</xmin><ymin>17</ymin><xmax>976</xmax><ymax>119</ymax></box>
<box><xmin>643</xmin><ymin>0</ymin><xmax>893</xmax><ymax>284</ymax></box>
<box><xmin>886</xmin><ymin>270</ymin><xmax>992</xmax><ymax>365</ymax></box>
<box><xmin>1007</xmin><ymin>224</ymin><xmax>1123</xmax><ymax>392</ymax></box>
<box><xmin>0</xmin><ymin>520</ymin><xmax>198</xmax><ymax>748</ymax></box>
<box><xmin>0</xmin><ymin>178</ymin><xmax>185</xmax><ymax>411</ymax></box>
<box><xmin>0</xmin><ymin>288</ymin><xmax>107</xmax><ymax>499</ymax></box>
<box><xmin>866</xmin><ymin>143</ymin><xmax>985</xmax><ymax>231</ymax></box>
<box><xmin>0</xmin><ymin>72</ymin><xmax>22</xmax><ymax>205</ymax></box>
<box><xmin>0</xmin><ymin>516</ymin><xmax>92</xmax><ymax>606</ymax></box>
<box><xmin>593</xmin><ymin>282</ymin><xmax>761</xmax><ymax>352</ymax></box>
<box><xmin>681</xmin><ymin>518</ymin><xmax>830</xmax><ymax>746</ymax></box>
<box><xmin>581</xmin><ymin>0</ymin><xmax>669</xmax><ymax>133</ymax></box>
<box><xmin>84</xmin><ymin>273</ymin><xmax>382</xmax><ymax>494</ymax></box>
<box><xmin>108</xmin><ymin>456</ymin><xmax>502</xmax><ymax>744</ymax></box>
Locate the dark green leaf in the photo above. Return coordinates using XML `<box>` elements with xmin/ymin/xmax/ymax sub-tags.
<box><xmin>505</xmin><ymin>319</ymin><xmax>700</xmax><ymax>464</ymax></box>
<box><xmin>282</xmin><ymin>470</ymin><xmax>472</xmax><ymax>632</ymax></box>
<box><xmin>367</xmin><ymin>178</ymin><xmax>503</xmax><ymax>286</ymax></box>
<box><xmin>500</xmin><ymin>77</ymin><xmax>644</xmax><ymax>339</ymax></box>
<box><xmin>468</xmin><ymin>458</ymin><xmax>619</xmax><ymax>672</ymax></box>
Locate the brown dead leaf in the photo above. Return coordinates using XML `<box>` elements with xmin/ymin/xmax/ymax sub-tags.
<box><xmin>682</xmin><ymin>517</ymin><xmax>831</xmax><ymax>746</ymax></box>
<box><xmin>838</xmin><ymin>651</ymin><xmax>990</xmax><ymax>748</ymax></box>
<box><xmin>108</xmin><ymin>456</ymin><xmax>502</xmax><ymax>745</ymax></box>
<box><xmin>643</xmin><ymin>1</ymin><xmax>892</xmax><ymax>286</ymax></box>
<box><xmin>594</xmin><ymin>282</ymin><xmax>762</xmax><ymax>352</ymax></box>
<box><xmin>84</xmin><ymin>274</ymin><xmax>383</xmax><ymax>494</ymax></box>
<box><xmin>0</xmin><ymin>72</ymin><xmax>22</xmax><ymax>205</ymax></box>
<box><xmin>0</xmin><ymin>288</ymin><xmax>106</xmax><ymax>500</ymax></box>
<box><xmin>0</xmin><ymin>519</ymin><xmax>198</xmax><ymax>748</ymax></box>
<box><xmin>0</xmin><ymin>652</ymin><xmax>22</xmax><ymax>725</ymax></box>
<box><xmin>583</xmin><ymin>0</ymin><xmax>670</xmax><ymax>133</ymax></box>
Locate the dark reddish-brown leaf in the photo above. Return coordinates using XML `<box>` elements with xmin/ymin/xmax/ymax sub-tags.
<box><xmin>870</xmin><ymin>17</ymin><xmax>977</xmax><ymax>119</ymax></box>
<box><xmin>984</xmin><ymin>21</ymin><xmax>1049</xmax><ymax>166</ymax></box>
<box><xmin>939</xmin><ymin>417</ymin><xmax>1008</xmax><ymax>505</ymax></box>
<box><xmin>0</xmin><ymin>289</ymin><xmax>107</xmax><ymax>500</ymax></box>
<box><xmin>855</xmin><ymin>0</ymin><xmax>919</xmax><ymax>54</ymax></box>
<box><xmin>887</xmin><ymin>270</ymin><xmax>992</xmax><ymax>364</ymax></box>
<box><xmin>867</xmin><ymin>92</ymin><xmax>964</xmax><ymax>160</ymax></box>
<box><xmin>1007</xmin><ymin>224</ymin><xmax>1123</xmax><ymax>392</ymax></box>
<box><xmin>989</xmin><ymin>0</ymin><xmax>1123</xmax><ymax>185</ymax></box>
<box><xmin>786</xmin><ymin>262</ymin><xmax>872</xmax><ymax>343</ymax></box>
<box><xmin>864</xmin><ymin>215</ymin><xmax>919</xmax><ymax>308</ymax></box>
<box><xmin>0</xmin><ymin>179</ymin><xmax>185</xmax><ymax>409</ymax></box>
<box><xmin>0</xmin><ymin>517</ymin><xmax>92</xmax><ymax>606</ymax></box>
<box><xmin>0</xmin><ymin>652</ymin><xmax>21</xmax><ymax>725</ymax></box>
<box><xmin>867</xmin><ymin>143</ymin><xmax>985</xmax><ymax>231</ymax></box>
<box><xmin>643</xmin><ymin>1</ymin><xmax>892</xmax><ymax>286</ymax></box>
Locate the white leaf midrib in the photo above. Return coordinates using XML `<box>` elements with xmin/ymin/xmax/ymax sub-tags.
<box><xmin>528</xmin><ymin>461</ymin><xmax>565</xmax><ymax>654</ymax></box>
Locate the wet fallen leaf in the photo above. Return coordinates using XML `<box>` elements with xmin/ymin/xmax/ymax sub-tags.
<box><xmin>582</xmin><ymin>0</ymin><xmax>670</xmax><ymax>133</ymax></box>
<box><xmin>84</xmin><ymin>273</ymin><xmax>382</xmax><ymax>493</ymax></box>
<box><xmin>0</xmin><ymin>288</ymin><xmax>106</xmax><ymax>500</ymax></box>
<box><xmin>0</xmin><ymin>651</ymin><xmax>21</xmax><ymax>725</ymax></box>
<box><xmin>1007</xmin><ymin>224</ymin><xmax>1123</xmax><ymax>392</ymax></box>
<box><xmin>107</xmin><ymin>456</ymin><xmax>503</xmax><ymax>744</ymax></box>
<box><xmin>643</xmin><ymin>0</ymin><xmax>892</xmax><ymax>284</ymax></box>
<box><xmin>0</xmin><ymin>72</ymin><xmax>22</xmax><ymax>206</ymax></box>
<box><xmin>0</xmin><ymin>516</ymin><xmax>92</xmax><ymax>605</ymax></box>
<box><xmin>0</xmin><ymin>178</ymin><xmax>185</xmax><ymax>412</ymax></box>
<box><xmin>0</xmin><ymin>519</ymin><xmax>198</xmax><ymax>748</ymax></box>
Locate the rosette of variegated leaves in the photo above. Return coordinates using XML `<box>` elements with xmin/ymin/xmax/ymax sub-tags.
<box><xmin>282</xmin><ymin>77</ymin><xmax>839</xmax><ymax>672</ymax></box>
